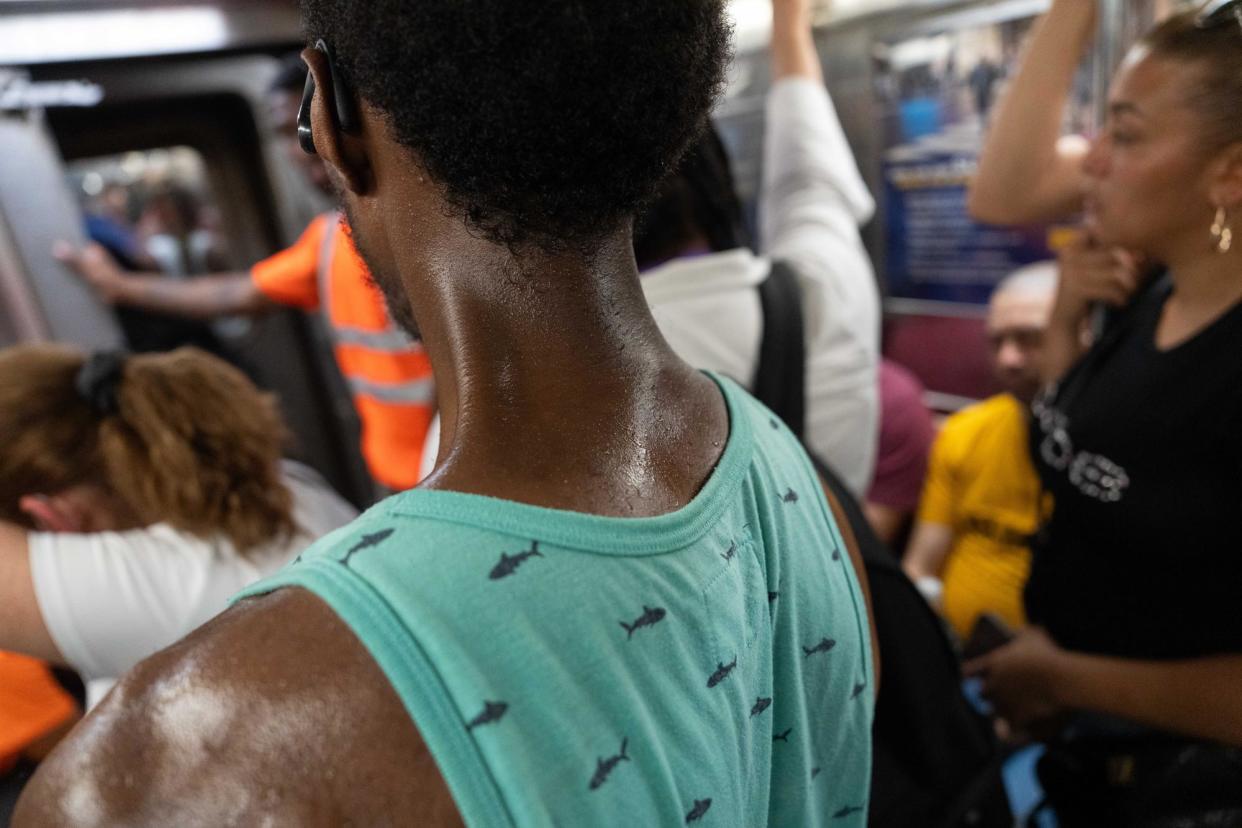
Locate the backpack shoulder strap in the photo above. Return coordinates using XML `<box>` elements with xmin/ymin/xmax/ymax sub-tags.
<box><xmin>752</xmin><ymin>260</ymin><xmax>807</xmax><ymax>440</ymax></box>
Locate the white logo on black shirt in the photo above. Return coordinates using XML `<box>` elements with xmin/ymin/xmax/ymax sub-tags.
<box><xmin>1033</xmin><ymin>391</ymin><xmax>1130</xmax><ymax>504</ymax></box>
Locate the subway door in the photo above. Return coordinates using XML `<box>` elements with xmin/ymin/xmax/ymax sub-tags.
<box><xmin>0</xmin><ymin>110</ymin><xmax>123</xmax><ymax>349</ymax></box>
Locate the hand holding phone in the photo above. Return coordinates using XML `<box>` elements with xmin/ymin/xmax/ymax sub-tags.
<box><xmin>962</xmin><ymin>612</ymin><xmax>1015</xmax><ymax>662</ymax></box>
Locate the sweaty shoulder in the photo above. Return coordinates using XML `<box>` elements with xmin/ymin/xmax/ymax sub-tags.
<box><xmin>13</xmin><ymin>588</ymin><xmax>462</xmax><ymax>828</ymax></box>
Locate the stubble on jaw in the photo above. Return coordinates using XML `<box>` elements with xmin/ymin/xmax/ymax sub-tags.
<box><xmin>337</xmin><ymin>201</ymin><xmax>422</xmax><ymax>341</ymax></box>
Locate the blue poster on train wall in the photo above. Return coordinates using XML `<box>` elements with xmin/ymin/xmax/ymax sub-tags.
<box><xmin>876</xmin><ymin>10</ymin><xmax>1093</xmax><ymax>305</ymax></box>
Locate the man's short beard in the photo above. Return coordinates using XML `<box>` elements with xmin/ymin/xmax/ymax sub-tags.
<box><xmin>338</xmin><ymin>202</ymin><xmax>421</xmax><ymax>341</ymax></box>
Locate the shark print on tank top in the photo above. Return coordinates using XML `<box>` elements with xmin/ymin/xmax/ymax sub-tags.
<box><xmin>235</xmin><ymin>373</ymin><xmax>874</xmax><ymax>827</ymax></box>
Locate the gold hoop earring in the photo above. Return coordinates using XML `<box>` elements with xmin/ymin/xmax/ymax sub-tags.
<box><xmin>1211</xmin><ymin>206</ymin><xmax>1233</xmax><ymax>254</ymax></box>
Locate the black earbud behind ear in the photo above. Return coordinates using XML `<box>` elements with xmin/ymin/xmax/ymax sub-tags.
<box><xmin>295</xmin><ymin>40</ymin><xmax>359</xmax><ymax>157</ymax></box>
<box><xmin>317</xmin><ymin>39</ymin><xmax>359</xmax><ymax>134</ymax></box>
<box><xmin>297</xmin><ymin>69</ymin><xmax>317</xmax><ymax>155</ymax></box>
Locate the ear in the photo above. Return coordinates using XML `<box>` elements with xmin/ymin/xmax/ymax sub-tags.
<box><xmin>301</xmin><ymin>46</ymin><xmax>373</xmax><ymax>196</ymax></box>
<box><xmin>19</xmin><ymin>495</ymin><xmax>84</xmax><ymax>533</ymax></box>
<box><xmin>1207</xmin><ymin>141</ymin><xmax>1242</xmax><ymax>210</ymax></box>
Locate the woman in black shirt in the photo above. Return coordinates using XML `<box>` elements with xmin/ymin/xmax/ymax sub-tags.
<box><xmin>966</xmin><ymin>1</ymin><xmax>1242</xmax><ymax>823</ymax></box>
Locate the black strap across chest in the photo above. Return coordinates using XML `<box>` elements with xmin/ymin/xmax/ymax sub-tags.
<box><xmin>751</xmin><ymin>260</ymin><xmax>806</xmax><ymax>440</ymax></box>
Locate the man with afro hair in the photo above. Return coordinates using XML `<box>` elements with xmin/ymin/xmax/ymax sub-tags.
<box><xmin>16</xmin><ymin>1</ymin><xmax>877</xmax><ymax>825</ymax></box>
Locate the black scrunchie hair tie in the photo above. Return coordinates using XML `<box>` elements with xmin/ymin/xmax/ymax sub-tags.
<box><xmin>75</xmin><ymin>350</ymin><xmax>129</xmax><ymax>417</ymax></box>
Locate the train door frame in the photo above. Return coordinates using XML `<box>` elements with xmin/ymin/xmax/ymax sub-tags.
<box><xmin>0</xmin><ymin>207</ymin><xmax>47</xmax><ymax>345</ymax></box>
<box><xmin>0</xmin><ymin>102</ymin><xmax>125</xmax><ymax>350</ymax></box>
<box><xmin>4</xmin><ymin>42</ymin><xmax>377</xmax><ymax>507</ymax></box>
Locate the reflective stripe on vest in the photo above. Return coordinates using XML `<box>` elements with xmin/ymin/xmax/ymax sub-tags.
<box><xmin>347</xmin><ymin>374</ymin><xmax>437</xmax><ymax>405</ymax></box>
<box><xmin>316</xmin><ymin>211</ymin><xmax>338</xmax><ymax>307</ymax></box>
<box><xmin>317</xmin><ymin>212</ymin><xmax>427</xmax><ymax>394</ymax></box>
<box><xmin>331</xmin><ymin>325</ymin><xmax>414</xmax><ymax>351</ymax></box>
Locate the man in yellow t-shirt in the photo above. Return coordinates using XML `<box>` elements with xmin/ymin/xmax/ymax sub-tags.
<box><xmin>902</xmin><ymin>263</ymin><xmax>1057</xmax><ymax>641</ymax></box>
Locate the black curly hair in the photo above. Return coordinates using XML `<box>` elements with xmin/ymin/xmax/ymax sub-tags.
<box><xmin>300</xmin><ymin>0</ymin><xmax>732</xmax><ymax>253</ymax></box>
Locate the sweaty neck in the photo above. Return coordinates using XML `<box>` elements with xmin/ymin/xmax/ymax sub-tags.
<box><xmin>407</xmin><ymin>225</ymin><xmax>729</xmax><ymax>517</ymax></box>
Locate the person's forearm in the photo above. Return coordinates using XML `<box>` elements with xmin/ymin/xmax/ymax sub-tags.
<box><xmin>757</xmin><ymin>52</ymin><xmax>879</xmax><ymax>415</ymax></box>
<box><xmin>968</xmin><ymin>0</ymin><xmax>1096</xmax><ymax>224</ymax></box>
<box><xmin>771</xmin><ymin>2</ymin><xmax>823</xmax><ymax>83</ymax></box>
<box><xmin>111</xmin><ymin>272</ymin><xmax>271</xmax><ymax>319</ymax></box>
<box><xmin>1053</xmin><ymin>651</ymin><xmax>1242</xmax><ymax>746</ymax></box>
<box><xmin>901</xmin><ymin>547</ymin><xmax>932</xmax><ymax>581</ymax></box>
<box><xmin>0</xmin><ymin>523</ymin><xmax>65</xmax><ymax>664</ymax></box>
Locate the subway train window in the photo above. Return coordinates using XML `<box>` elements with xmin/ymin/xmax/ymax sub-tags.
<box><xmin>0</xmin><ymin>220</ymin><xmax>32</xmax><ymax>348</ymax></box>
<box><xmin>63</xmin><ymin>146</ymin><xmax>251</xmax><ymax>354</ymax></box>
<box><xmin>46</xmin><ymin>92</ymin><xmax>284</xmax><ymax>272</ymax></box>
<box><xmin>67</xmin><ymin>148</ymin><xmax>233</xmax><ymax>277</ymax></box>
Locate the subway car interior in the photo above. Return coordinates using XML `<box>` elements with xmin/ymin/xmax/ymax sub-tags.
<box><xmin>2</xmin><ymin>0</ymin><xmax>1239</xmax><ymax>825</ymax></box>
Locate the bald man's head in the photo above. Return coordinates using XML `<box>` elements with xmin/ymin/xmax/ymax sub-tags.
<box><xmin>987</xmin><ymin>262</ymin><xmax>1058</xmax><ymax>403</ymax></box>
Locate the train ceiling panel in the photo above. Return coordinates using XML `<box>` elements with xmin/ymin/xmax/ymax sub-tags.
<box><xmin>0</xmin><ymin>0</ymin><xmax>1006</xmax><ymax>67</ymax></box>
<box><xmin>0</xmin><ymin>1</ymin><xmax>302</xmax><ymax>66</ymax></box>
<box><xmin>0</xmin><ymin>0</ymin><xmax>854</xmax><ymax>66</ymax></box>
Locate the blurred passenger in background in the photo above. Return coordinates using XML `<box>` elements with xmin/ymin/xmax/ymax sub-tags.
<box><xmin>56</xmin><ymin>57</ymin><xmax>435</xmax><ymax>491</ymax></box>
<box><xmin>863</xmin><ymin>358</ymin><xmax>935</xmax><ymax>548</ymax></box>
<box><xmin>0</xmin><ymin>345</ymin><xmax>355</xmax><ymax>712</ymax></box>
<box><xmin>902</xmin><ymin>263</ymin><xmax>1055</xmax><ymax>642</ymax></box>
<box><xmin>967</xmin><ymin>2</ymin><xmax>1242</xmax><ymax>822</ymax></box>
<box><xmin>82</xmin><ymin>183</ymin><xmax>152</xmax><ymax>272</ymax></box>
<box><xmin>967</xmin><ymin>58</ymin><xmax>1000</xmax><ymax>120</ymax></box>
<box><xmin>137</xmin><ymin>183</ymin><xmax>228</xmax><ymax>277</ymax></box>
<box><xmin>634</xmin><ymin>7</ymin><xmax>880</xmax><ymax>498</ymax></box>
<box><xmin>82</xmin><ymin>175</ymin><xmax>233</xmax><ymax>358</ymax></box>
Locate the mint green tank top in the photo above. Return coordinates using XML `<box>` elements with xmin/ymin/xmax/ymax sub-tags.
<box><xmin>235</xmin><ymin>375</ymin><xmax>873</xmax><ymax>826</ymax></box>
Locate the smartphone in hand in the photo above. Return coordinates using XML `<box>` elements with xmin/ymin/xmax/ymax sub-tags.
<box><xmin>962</xmin><ymin>612</ymin><xmax>1015</xmax><ymax>661</ymax></box>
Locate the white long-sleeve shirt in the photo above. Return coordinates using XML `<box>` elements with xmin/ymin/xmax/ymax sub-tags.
<box><xmin>642</xmin><ymin>77</ymin><xmax>881</xmax><ymax>495</ymax></box>
<box><xmin>28</xmin><ymin>461</ymin><xmax>357</xmax><ymax>705</ymax></box>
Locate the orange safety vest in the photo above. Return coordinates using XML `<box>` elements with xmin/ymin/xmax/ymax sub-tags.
<box><xmin>252</xmin><ymin>214</ymin><xmax>435</xmax><ymax>490</ymax></box>
<box><xmin>0</xmin><ymin>651</ymin><xmax>77</xmax><ymax>774</ymax></box>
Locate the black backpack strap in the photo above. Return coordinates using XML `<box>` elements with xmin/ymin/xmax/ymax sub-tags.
<box><xmin>791</xmin><ymin>352</ymin><xmax>1012</xmax><ymax>827</ymax></box>
<box><xmin>752</xmin><ymin>260</ymin><xmax>807</xmax><ymax>441</ymax></box>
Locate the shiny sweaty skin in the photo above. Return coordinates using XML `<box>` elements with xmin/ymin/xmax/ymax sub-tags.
<box><xmin>14</xmin><ymin>12</ymin><xmax>875</xmax><ymax>828</ymax></box>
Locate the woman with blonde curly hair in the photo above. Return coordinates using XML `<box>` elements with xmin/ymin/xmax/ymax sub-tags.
<box><xmin>0</xmin><ymin>345</ymin><xmax>355</xmax><ymax>704</ymax></box>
